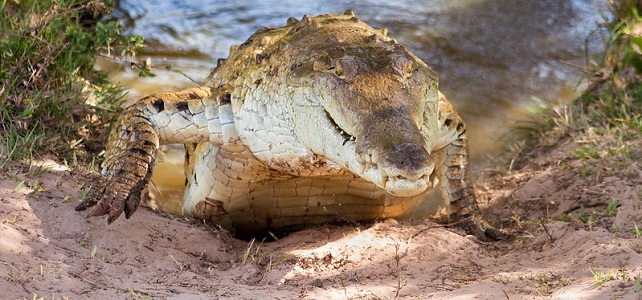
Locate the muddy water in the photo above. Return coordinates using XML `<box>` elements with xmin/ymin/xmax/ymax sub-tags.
<box><xmin>101</xmin><ymin>0</ymin><xmax>606</xmax><ymax>212</ymax></box>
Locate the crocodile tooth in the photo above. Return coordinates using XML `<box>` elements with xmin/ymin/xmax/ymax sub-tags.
<box><xmin>429</xmin><ymin>175</ymin><xmax>439</xmax><ymax>189</ymax></box>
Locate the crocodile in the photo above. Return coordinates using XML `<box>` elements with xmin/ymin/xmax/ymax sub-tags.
<box><xmin>76</xmin><ymin>11</ymin><xmax>503</xmax><ymax>241</ymax></box>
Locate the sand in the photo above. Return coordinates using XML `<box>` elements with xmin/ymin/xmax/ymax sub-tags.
<box><xmin>2</xmin><ymin>135</ymin><xmax>642</xmax><ymax>299</ymax></box>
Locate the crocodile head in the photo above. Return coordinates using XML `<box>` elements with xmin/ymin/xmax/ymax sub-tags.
<box><xmin>287</xmin><ymin>14</ymin><xmax>440</xmax><ymax>197</ymax></box>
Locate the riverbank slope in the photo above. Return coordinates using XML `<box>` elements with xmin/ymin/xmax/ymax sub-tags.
<box><xmin>2</xmin><ymin>0</ymin><xmax>642</xmax><ymax>299</ymax></box>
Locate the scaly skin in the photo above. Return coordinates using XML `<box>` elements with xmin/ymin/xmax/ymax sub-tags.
<box><xmin>77</xmin><ymin>11</ymin><xmax>503</xmax><ymax>241</ymax></box>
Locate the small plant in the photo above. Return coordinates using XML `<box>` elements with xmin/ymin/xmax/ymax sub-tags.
<box><xmin>574</xmin><ymin>144</ymin><xmax>601</xmax><ymax>160</ymax></box>
<box><xmin>29</xmin><ymin>180</ymin><xmax>42</xmax><ymax>195</ymax></box>
<box><xmin>577</xmin><ymin>205</ymin><xmax>589</xmax><ymax>223</ymax></box>
<box><xmin>589</xmin><ymin>266</ymin><xmax>606</xmax><ymax>286</ymax></box>
<box><xmin>339</xmin><ymin>273</ymin><xmax>350</xmax><ymax>300</ymax></box>
<box><xmin>535</xmin><ymin>273</ymin><xmax>551</xmax><ymax>295</ymax></box>
<box><xmin>55</xmin><ymin>175</ymin><xmax>63</xmax><ymax>188</ymax></box>
<box><xmin>587</xmin><ymin>213</ymin><xmax>598</xmax><ymax>230</ymax></box>
<box><xmin>635</xmin><ymin>274</ymin><xmax>641</xmax><ymax>293</ymax></box>
<box><xmin>393</xmin><ymin>243</ymin><xmax>408</xmax><ymax>299</ymax></box>
<box><xmin>128</xmin><ymin>288</ymin><xmax>153</xmax><ymax>300</ymax></box>
<box><xmin>635</xmin><ymin>222</ymin><xmax>641</xmax><ymax>238</ymax></box>
<box><xmin>14</xmin><ymin>180</ymin><xmax>25</xmax><ymax>192</ymax></box>
<box><xmin>240</xmin><ymin>237</ymin><xmax>291</xmax><ymax>284</ymax></box>
<box><xmin>559</xmin><ymin>213</ymin><xmax>572</xmax><ymax>222</ymax></box>
<box><xmin>604</xmin><ymin>199</ymin><xmax>619</xmax><ymax>217</ymax></box>
<box><xmin>79</xmin><ymin>186</ymin><xmax>92</xmax><ymax>202</ymax></box>
<box><xmin>32</xmin><ymin>293</ymin><xmax>45</xmax><ymax>300</ymax></box>
<box><xmin>577</xmin><ymin>205</ymin><xmax>596</xmax><ymax>227</ymax></box>
<box><xmin>62</xmin><ymin>194</ymin><xmax>73</xmax><ymax>203</ymax></box>
<box><xmin>242</xmin><ymin>238</ymin><xmax>258</xmax><ymax>265</ymax></box>
<box><xmin>588</xmin><ymin>266</ymin><xmax>628</xmax><ymax>287</ymax></box>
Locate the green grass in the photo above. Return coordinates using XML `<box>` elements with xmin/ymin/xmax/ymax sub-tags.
<box><xmin>588</xmin><ymin>266</ymin><xmax>642</xmax><ymax>293</ymax></box>
<box><xmin>604</xmin><ymin>199</ymin><xmax>619</xmax><ymax>217</ymax></box>
<box><xmin>508</xmin><ymin>1</ymin><xmax>642</xmax><ymax>178</ymax></box>
<box><xmin>559</xmin><ymin>1</ymin><xmax>642</xmax><ymax>198</ymax></box>
<box><xmin>0</xmin><ymin>0</ymin><xmax>145</xmax><ymax>171</ymax></box>
<box><xmin>556</xmin><ymin>199</ymin><xmax>619</xmax><ymax>229</ymax></box>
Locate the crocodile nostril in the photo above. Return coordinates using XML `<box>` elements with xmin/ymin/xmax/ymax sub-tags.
<box><xmin>383</xmin><ymin>143</ymin><xmax>432</xmax><ymax>178</ymax></box>
<box><xmin>396</xmin><ymin>143</ymin><xmax>427</xmax><ymax>157</ymax></box>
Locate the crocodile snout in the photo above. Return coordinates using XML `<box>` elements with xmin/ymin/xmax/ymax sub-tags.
<box><xmin>355</xmin><ymin>110</ymin><xmax>435</xmax><ymax>197</ymax></box>
<box><xmin>379</xmin><ymin>142</ymin><xmax>434</xmax><ymax>197</ymax></box>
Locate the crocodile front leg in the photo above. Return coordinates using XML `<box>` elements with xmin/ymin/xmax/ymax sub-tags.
<box><xmin>434</xmin><ymin>94</ymin><xmax>505</xmax><ymax>241</ymax></box>
<box><xmin>434</xmin><ymin>135</ymin><xmax>505</xmax><ymax>241</ymax></box>
<box><xmin>75</xmin><ymin>87</ymin><xmax>222</xmax><ymax>223</ymax></box>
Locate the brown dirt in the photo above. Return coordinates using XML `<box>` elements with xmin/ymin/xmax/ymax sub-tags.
<box><xmin>2</xmin><ymin>135</ymin><xmax>642</xmax><ymax>300</ymax></box>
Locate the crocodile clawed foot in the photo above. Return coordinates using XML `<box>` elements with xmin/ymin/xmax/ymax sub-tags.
<box><xmin>454</xmin><ymin>216</ymin><xmax>507</xmax><ymax>242</ymax></box>
<box><xmin>74</xmin><ymin>175</ymin><xmax>147</xmax><ymax>224</ymax></box>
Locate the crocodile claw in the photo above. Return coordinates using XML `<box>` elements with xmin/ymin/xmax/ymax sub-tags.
<box><xmin>75</xmin><ymin>163</ymin><xmax>150</xmax><ymax>224</ymax></box>
<box><xmin>74</xmin><ymin>174</ymin><xmax>107</xmax><ymax>213</ymax></box>
<box><xmin>456</xmin><ymin>217</ymin><xmax>506</xmax><ymax>242</ymax></box>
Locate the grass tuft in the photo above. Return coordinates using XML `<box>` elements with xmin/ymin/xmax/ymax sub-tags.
<box><xmin>507</xmin><ymin>1</ymin><xmax>642</xmax><ymax>175</ymax></box>
<box><xmin>0</xmin><ymin>0</ymin><xmax>145</xmax><ymax>171</ymax></box>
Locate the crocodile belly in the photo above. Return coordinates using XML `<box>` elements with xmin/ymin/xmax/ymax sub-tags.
<box><xmin>183</xmin><ymin>143</ymin><xmax>446</xmax><ymax>236</ymax></box>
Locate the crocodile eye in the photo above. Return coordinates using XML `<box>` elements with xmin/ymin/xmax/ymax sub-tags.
<box><xmin>314</xmin><ymin>57</ymin><xmax>357</xmax><ymax>81</ymax></box>
<box><xmin>334</xmin><ymin>64</ymin><xmax>343</xmax><ymax>76</ymax></box>
<box><xmin>333</xmin><ymin>57</ymin><xmax>357</xmax><ymax>81</ymax></box>
<box><xmin>391</xmin><ymin>56</ymin><xmax>415</xmax><ymax>79</ymax></box>
<box><xmin>406</xmin><ymin>61</ymin><xmax>416</xmax><ymax>74</ymax></box>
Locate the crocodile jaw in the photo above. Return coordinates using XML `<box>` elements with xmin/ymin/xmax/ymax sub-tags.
<box><xmin>291</xmin><ymin>96</ymin><xmax>434</xmax><ymax>197</ymax></box>
<box><xmin>357</xmin><ymin>148</ymin><xmax>435</xmax><ymax>197</ymax></box>
<box><xmin>361</xmin><ymin>165</ymin><xmax>434</xmax><ymax>197</ymax></box>
<box><xmin>386</xmin><ymin>175</ymin><xmax>433</xmax><ymax>197</ymax></box>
